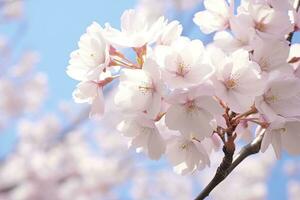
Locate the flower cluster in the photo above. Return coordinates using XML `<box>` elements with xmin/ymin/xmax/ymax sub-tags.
<box><xmin>67</xmin><ymin>0</ymin><xmax>300</xmax><ymax>175</ymax></box>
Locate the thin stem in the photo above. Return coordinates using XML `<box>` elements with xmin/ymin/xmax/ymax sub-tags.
<box><xmin>233</xmin><ymin>107</ymin><xmax>257</xmax><ymax>122</ymax></box>
<box><xmin>195</xmin><ymin>145</ymin><xmax>235</xmax><ymax>200</ymax></box>
<box><xmin>195</xmin><ymin>131</ymin><xmax>264</xmax><ymax>200</ymax></box>
<box><xmin>227</xmin><ymin>131</ymin><xmax>264</xmax><ymax>174</ymax></box>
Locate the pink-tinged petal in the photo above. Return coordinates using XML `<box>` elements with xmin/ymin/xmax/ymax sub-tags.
<box><xmin>72</xmin><ymin>81</ymin><xmax>98</xmax><ymax>104</ymax></box>
<box><xmin>270</xmin><ymin>130</ymin><xmax>282</xmax><ymax>159</ymax></box>
<box><xmin>204</xmin><ymin>0</ymin><xmax>229</xmax><ymax>16</ymax></box>
<box><xmin>89</xmin><ymin>90</ymin><xmax>104</xmax><ymax>120</ymax></box>
<box><xmin>283</xmin><ymin>121</ymin><xmax>300</xmax><ymax>156</ymax></box>
<box><xmin>261</xmin><ymin>129</ymin><xmax>272</xmax><ymax>153</ymax></box>
<box><xmin>147</xmin><ymin>129</ymin><xmax>166</xmax><ymax>160</ymax></box>
<box><xmin>194</xmin><ymin>11</ymin><xmax>228</xmax><ymax>34</ymax></box>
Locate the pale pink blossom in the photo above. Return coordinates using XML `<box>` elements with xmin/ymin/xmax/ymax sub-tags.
<box><xmin>235</xmin><ymin>1</ymin><xmax>293</xmax><ymax>39</ymax></box>
<box><xmin>103</xmin><ymin>9</ymin><xmax>166</xmax><ymax>48</ymax></box>
<box><xmin>155</xmin><ymin>37</ymin><xmax>213</xmax><ymax>89</ymax></box>
<box><xmin>156</xmin><ymin>20</ymin><xmax>183</xmax><ymax>46</ymax></box>
<box><xmin>117</xmin><ymin>115</ymin><xmax>166</xmax><ymax>160</ymax></box>
<box><xmin>250</xmin><ymin>37</ymin><xmax>292</xmax><ymax>73</ymax></box>
<box><xmin>255</xmin><ymin>73</ymin><xmax>300</xmax><ymax>121</ymax></box>
<box><xmin>114</xmin><ymin>58</ymin><xmax>164</xmax><ymax>119</ymax></box>
<box><xmin>67</xmin><ymin>22</ymin><xmax>109</xmax><ymax>82</ymax></box>
<box><xmin>261</xmin><ymin>117</ymin><xmax>300</xmax><ymax>158</ymax></box>
<box><xmin>209</xmin><ymin>47</ymin><xmax>265</xmax><ymax>113</ymax></box>
<box><xmin>165</xmin><ymin>88</ymin><xmax>223</xmax><ymax>139</ymax></box>
<box><xmin>194</xmin><ymin>0</ymin><xmax>232</xmax><ymax>34</ymax></box>
<box><xmin>166</xmin><ymin>133</ymin><xmax>210</xmax><ymax>175</ymax></box>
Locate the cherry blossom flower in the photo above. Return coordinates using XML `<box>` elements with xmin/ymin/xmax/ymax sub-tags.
<box><xmin>67</xmin><ymin>22</ymin><xmax>110</xmax><ymax>82</ymax></box>
<box><xmin>73</xmin><ymin>71</ymin><xmax>113</xmax><ymax>119</ymax></box>
<box><xmin>194</xmin><ymin>0</ymin><xmax>232</xmax><ymax>34</ymax></box>
<box><xmin>114</xmin><ymin>58</ymin><xmax>164</xmax><ymax>119</ymax></box>
<box><xmin>156</xmin><ymin>20</ymin><xmax>183</xmax><ymax>46</ymax></box>
<box><xmin>135</xmin><ymin>0</ymin><xmax>165</xmax><ymax>23</ymax></box>
<box><xmin>209</xmin><ymin>47</ymin><xmax>265</xmax><ymax>113</ymax></box>
<box><xmin>250</xmin><ymin>37</ymin><xmax>292</xmax><ymax>73</ymax></box>
<box><xmin>255</xmin><ymin>73</ymin><xmax>300</xmax><ymax>121</ymax></box>
<box><xmin>236</xmin><ymin>1</ymin><xmax>293</xmax><ymax>39</ymax></box>
<box><xmin>261</xmin><ymin>117</ymin><xmax>300</xmax><ymax>158</ymax></box>
<box><xmin>166</xmin><ymin>133</ymin><xmax>210</xmax><ymax>175</ymax></box>
<box><xmin>117</xmin><ymin>115</ymin><xmax>166</xmax><ymax>160</ymax></box>
<box><xmin>67</xmin><ymin>22</ymin><xmax>114</xmax><ymax>119</ymax></box>
<box><xmin>173</xmin><ymin>0</ymin><xmax>202</xmax><ymax>11</ymax></box>
<box><xmin>103</xmin><ymin>9</ymin><xmax>166</xmax><ymax>48</ymax></box>
<box><xmin>165</xmin><ymin>88</ymin><xmax>223</xmax><ymax>139</ymax></box>
<box><xmin>155</xmin><ymin>37</ymin><xmax>214</xmax><ymax>89</ymax></box>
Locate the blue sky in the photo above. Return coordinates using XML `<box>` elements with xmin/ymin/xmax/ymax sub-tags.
<box><xmin>1</xmin><ymin>0</ymin><xmax>300</xmax><ymax>199</ymax></box>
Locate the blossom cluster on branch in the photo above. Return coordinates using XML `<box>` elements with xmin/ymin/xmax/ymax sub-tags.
<box><xmin>67</xmin><ymin>0</ymin><xmax>300</xmax><ymax>178</ymax></box>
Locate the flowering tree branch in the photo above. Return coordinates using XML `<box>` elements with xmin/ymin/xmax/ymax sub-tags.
<box><xmin>195</xmin><ymin>131</ymin><xmax>264</xmax><ymax>200</ymax></box>
<box><xmin>65</xmin><ymin>0</ymin><xmax>300</xmax><ymax>199</ymax></box>
<box><xmin>194</xmin><ymin>0</ymin><xmax>300</xmax><ymax>197</ymax></box>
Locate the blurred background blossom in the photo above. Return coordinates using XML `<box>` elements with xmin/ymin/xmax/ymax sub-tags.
<box><xmin>0</xmin><ymin>0</ymin><xmax>299</xmax><ymax>199</ymax></box>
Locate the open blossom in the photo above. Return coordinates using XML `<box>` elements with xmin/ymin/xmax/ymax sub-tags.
<box><xmin>73</xmin><ymin>71</ymin><xmax>113</xmax><ymax>119</ymax></box>
<box><xmin>165</xmin><ymin>87</ymin><xmax>223</xmax><ymax>139</ymax></box>
<box><xmin>114</xmin><ymin>58</ymin><xmax>164</xmax><ymax>119</ymax></box>
<box><xmin>135</xmin><ymin>0</ymin><xmax>165</xmax><ymax>24</ymax></box>
<box><xmin>117</xmin><ymin>115</ymin><xmax>166</xmax><ymax>160</ymax></box>
<box><xmin>250</xmin><ymin>37</ymin><xmax>292</xmax><ymax>73</ymax></box>
<box><xmin>236</xmin><ymin>1</ymin><xmax>293</xmax><ymax>39</ymax></box>
<box><xmin>67</xmin><ymin>22</ymin><xmax>112</xmax><ymax>119</ymax></box>
<box><xmin>261</xmin><ymin>117</ymin><xmax>300</xmax><ymax>158</ymax></box>
<box><xmin>209</xmin><ymin>47</ymin><xmax>265</xmax><ymax>113</ymax></box>
<box><xmin>156</xmin><ymin>20</ymin><xmax>183</xmax><ymax>46</ymax></box>
<box><xmin>104</xmin><ymin>9</ymin><xmax>166</xmax><ymax>48</ymax></box>
<box><xmin>213</xmin><ymin>21</ymin><xmax>254</xmax><ymax>52</ymax></box>
<box><xmin>194</xmin><ymin>0</ymin><xmax>232</xmax><ymax>34</ymax></box>
<box><xmin>166</xmin><ymin>133</ymin><xmax>210</xmax><ymax>175</ymax></box>
<box><xmin>67</xmin><ymin>22</ymin><xmax>110</xmax><ymax>81</ymax></box>
<box><xmin>255</xmin><ymin>73</ymin><xmax>300</xmax><ymax>121</ymax></box>
<box><xmin>155</xmin><ymin>37</ymin><xmax>214</xmax><ymax>89</ymax></box>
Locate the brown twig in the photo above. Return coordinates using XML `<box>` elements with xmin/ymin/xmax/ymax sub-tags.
<box><xmin>195</xmin><ymin>146</ymin><xmax>234</xmax><ymax>200</ymax></box>
<box><xmin>195</xmin><ymin>131</ymin><xmax>264</xmax><ymax>200</ymax></box>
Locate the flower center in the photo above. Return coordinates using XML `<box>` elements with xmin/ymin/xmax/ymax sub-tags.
<box><xmin>264</xmin><ymin>90</ymin><xmax>278</xmax><ymax>104</ymax></box>
<box><xmin>176</xmin><ymin>61</ymin><xmax>190</xmax><ymax>77</ymax></box>
<box><xmin>224</xmin><ymin>78</ymin><xmax>237</xmax><ymax>89</ymax></box>
<box><xmin>255</xmin><ymin>22</ymin><xmax>267</xmax><ymax>32</ymax></box>
<box><xmin>181</xmin><ymin>143</ymin><xmax>188</xmax><ymax>150</ymax></box>
<box><xmin>138</xmin><ymin>81</ymin><xmax>155</xmax><ymax>94</ymax></box>
<box><xmin>185</xmin><ymin>100</ymin><xmax>198</xmax><ymax>112</ymax></box>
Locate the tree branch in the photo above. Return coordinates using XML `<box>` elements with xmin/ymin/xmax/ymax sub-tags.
<box><xmin>194</xmin><ymin>1</ymin><xmax>300</xmax><ymax>199</ymax></box>
<box><xmin>195</xmin><ymin>131</ymin><xmax>264</xmax><ymax>200</ymax></box>
<box><xmin>195</xmin><ymin>146</ymin><xmax>234</xmax><ymax>200</ymax></box>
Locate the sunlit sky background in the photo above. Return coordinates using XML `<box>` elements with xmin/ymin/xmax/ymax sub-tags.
<box><xmin>1</xmin><ymin>0</ymin><xmax>300</xmax><ymax>199</ymax></box>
